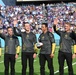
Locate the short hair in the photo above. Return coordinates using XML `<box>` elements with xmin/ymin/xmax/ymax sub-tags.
<box><xmin>42</xmin><ymin>23</ymin><xmax>48</xmax><ymax>28</ymax></box>
<box><xmin>23</xmin><ymin>22</ymin><xmax>30</xmax><ymax>26</ymax></box>
<box><xmin>65</xmin><ymin>22</ymin><xmax>71</xmax><ymax>26</ymax></box>
<box><xmin>7</xmin><ymin>26</ymin><xmax>12</xmax><ymax>30</ymax></box>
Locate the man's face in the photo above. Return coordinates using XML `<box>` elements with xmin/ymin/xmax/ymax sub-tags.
<box><xmin>65</xmin><ymin>24</ymin><xmax>71</xmax><ymax>32</ymax></box>
<box><xmin>41</xmin><ymin>25</ymin><xmax>47</xmax><ymax>32</ymax></box>
<box><xmin>7</xmin><ymin>28</ymin><xmax>13</xmax><ymax>36</ymax></box>
<box><xmin>24</xmin><ymin>23</ymin><xmax>30</xmax><ymax>31</ymax></box>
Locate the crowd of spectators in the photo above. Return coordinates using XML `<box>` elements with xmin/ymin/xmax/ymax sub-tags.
<box><xmin>0</xmin><ymin>2</ymin><xmax>76</xmax><ymax>34</ymax></box>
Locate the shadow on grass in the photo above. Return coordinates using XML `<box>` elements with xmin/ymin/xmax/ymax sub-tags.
<box><xmin>0</xmin><ymin>72</ymin><xmax>76</xmax><ymax>75</ymax></box>
<box><xmin>0</xmin><ymin>72</ymin><xmax>3</xmax><ymax>75</ymax></box>
<box><xmin>0</xmin><ymin>72</ymin><xmax>39</xmax><ymax>75</ymax></box>
<box><xmin>22</xmin><ymin>72</ymin><xmax>39</xmax><ymax>75</ymax></box>
<box><xmin>54</xmin><ymin>73</ymin><xmax>76</xmax><ymax>75</ymax></box>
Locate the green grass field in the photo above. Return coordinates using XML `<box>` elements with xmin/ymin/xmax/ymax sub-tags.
<box><xmin>0</xmin><ymin>47</ymin><xmax>76</xmax><ymax>75</ymax></box>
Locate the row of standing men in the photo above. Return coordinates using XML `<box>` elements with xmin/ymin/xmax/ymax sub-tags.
<box><xmin>0</xmin><ymin>18</ymin><xmax>76</xmax><ymax>75</ymax></box>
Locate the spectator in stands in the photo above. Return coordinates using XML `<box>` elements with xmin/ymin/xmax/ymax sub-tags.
<box><xmin>0</xmin><ymin>2</ymin><xmax>76</xmax><ymax>34</ymax></box>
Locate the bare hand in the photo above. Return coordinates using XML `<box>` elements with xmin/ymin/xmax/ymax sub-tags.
<box><xmin>13</xmin><ymin>19</ymin><xmax>18</xmax><ymax>27</ymax></box>
<box><xmin>33</xmin><ymin>53</ymin><xmax>37</xmax><ymax>59</ymax></box>
<box><xmin>50</xmin><ymin>54</ymin><xmax>54</xmax><ymax>58</ymax></box>
<box><xmin>54</xmin><ymin>18</ymin><xmax>59</xmax><ymax>25</ymax></box>
<box><xmin>0</xmin><ymin>30</ymin><xmax>3</xmax><ymax>33</ymax></box>
<box><xmin>72</xmin><ymin>54</ymin><xmax>76</xmax><ymax>59</ymax></box>
<box><xmin>15</xmin><ymin>54</ymin><xmax>18</xmax><ymax>59</ymax></box>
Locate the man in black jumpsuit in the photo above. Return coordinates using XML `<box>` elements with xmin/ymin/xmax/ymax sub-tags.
<box><xmin>38</xmin><ymin>23</ymin><xmax>56</xmax><ymax>75</ymax></box>
<box><xmin>53</xmin><ymin>18</ymin><xmax>76</xmax><ymax>75</ymax></box>
<box><xmin>72</xmin><ymin>26</ymin><xmax>76</xmax><ymax>58</ymax></box>
<box><xmin>0</xmin><ymin>38</ymin><xmax>1</xmax><ymax>57</ymax></box>
<box><xmin>13</xmin><ymin>21</ymin><xmax>37</xmax><ymax>75</ymax></box>
<box><xmin>0</xmin><ymin>26</ymin><xmax>20</xmax><ymax>75</ymax></box>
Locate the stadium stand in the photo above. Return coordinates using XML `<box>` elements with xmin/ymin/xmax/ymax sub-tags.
<box><xmin>0</xmin><ymin>0</ymin><xmax>76</xmax><ymax>46</ymax></box>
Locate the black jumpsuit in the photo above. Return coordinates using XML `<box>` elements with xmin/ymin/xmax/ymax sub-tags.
<box><xmin>0</xmin><ymin>33</ymin><xmax>19</xmax><ymax>75</ymax></box>
<box><xmin>14</xmin><ymin>27</ymin><xmax>37</xmax><ymax>75</ymax></box>
<box><xmin>38</xmin><ymin>31</ymin><xmax>55</xmax><ymax>75</ymax></box>
<box><xmin>53</xmin><ymin>25</ymin><xmax>76</xmax><ymax>75</ymax></box>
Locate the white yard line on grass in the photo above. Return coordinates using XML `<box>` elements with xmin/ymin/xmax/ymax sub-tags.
<box><xmin>54</xmin><ymin>62</ymin><xmax>76</xmax><ymax>74</ymax></box>
<box><xmin>17</xmin><ymin>59</ymin><xmax>37</xmax><ymax>63</ymax></box>
<box><xmin>0</xmin><ymin>58</ymin><xmax>37</xmax><ymax>63</ymax></box>
<box><xmin>0</xmin><ymin>61</ymin><xmax>3</xmax><ymax>63</ymax></box>
<box><xmin>17</xmin><ymin>60</ymin><xmax>21</xmax><ymax>62</ymax></box>
<box><xmin>17</xmin><ymin>57</ymin><xmax>21</xmax><ymax>60</ymax></box>
<box><xmin>0</xmin><ymin>60</ymin><xmax>76</xmax><ymax>74</ymax></box>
